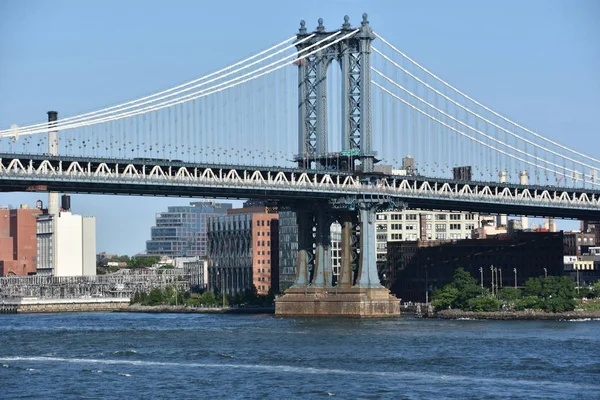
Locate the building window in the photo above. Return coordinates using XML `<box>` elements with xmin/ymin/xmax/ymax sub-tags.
<box><xmin>465</xmin><ymin>214</ymin><xmax>475</xmax><ymax>220</ymax></box>
<box><xmin>450</xmin><ymin>214</ymin><xmax>461</xmax><ymax>220</ymax></box>
<box><xmin>377</xmin><ymin>214</ymin><xmax>388</xmax><ymax>220</ymax></box>
<box><xmin>450</xmin><ymin>223</ymin><xmax>461</xmax><ymax>230</ymax></box>
<box><xmin>435</xmin><ymin>224</ymin><xmax>446</xmax><ymax>232</ymax></box>
<box><xmin>391</xmin><ymin>213</ymin><xmax>402</xmax><ymax>220</ymax></box>
<box><xmin>406</xmin><ymin>214</ymin><xmax>417</xmax><ymax>220</ymax></box>
<box><xmin>391</xmin><ymin>223</ymin><xmax>402</xmax><ymax>230</ymax></box>
<box><xmin>436</xmin><ymin>214</ymin><xmax>447</xmax><ymax>220</ymax></box>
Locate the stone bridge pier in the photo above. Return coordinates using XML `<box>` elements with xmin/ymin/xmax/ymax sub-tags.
<box><xmin>275</xmin><ymin>196</ymin><xmax>401</xmax><ymax>317</ymax></box>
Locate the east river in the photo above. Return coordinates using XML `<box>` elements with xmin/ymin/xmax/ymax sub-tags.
<box><xmin>0</xmin><ymin>313</ymin><xmax>598</xmax><ymax>399</ymax></box>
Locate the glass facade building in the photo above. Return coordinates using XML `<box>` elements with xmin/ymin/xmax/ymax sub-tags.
<box><xmin>146</xmin><ymin>201</ymin><xmax>231</xmax><ymax>257</ymax></box>
<box><xmin>278</xmin><ymin>211</ymin><xmax>342</xmax><ymax>291</ymax></box>
<box><xmin>278</xmin><ymin>211</ymin><xmax>298</xmax><ymax>292</ymax></box>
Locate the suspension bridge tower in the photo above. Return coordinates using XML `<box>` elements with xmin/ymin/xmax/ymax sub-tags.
<box><xmin>276</xmin><ymin>14</ymin><xmax>401</xmax><ymax>317</ymax></box>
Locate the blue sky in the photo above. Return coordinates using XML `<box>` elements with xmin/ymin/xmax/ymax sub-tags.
<box><xmin>1</xmin><ymin>0</ymin><xmax>598</xmax><ymax>255</ymax></box>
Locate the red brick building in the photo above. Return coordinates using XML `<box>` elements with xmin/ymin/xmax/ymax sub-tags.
<box><xmin>208</xmin><ymin>204</ymin><xmax>279</xmax><ymax>296</ymax></box>
<box><xmin>0</xmin><ymin>206</ymin><xmax>42</xmax><ymax>276</ymax></box>
<box><xmin>252</xmin><ymin>213</ymin><xmax>279</xmax><ymax>295</ymax></box>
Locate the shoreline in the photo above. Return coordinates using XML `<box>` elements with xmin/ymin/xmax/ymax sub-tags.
<box><xmin>432</xmin><ymin>309</ymin><xmax>600</xmax><ymax>321</ymax></box>
<box><xmin>118</xmin><ymin>304</ymin><xmax>275</xmax><ymax>314</ymax></box>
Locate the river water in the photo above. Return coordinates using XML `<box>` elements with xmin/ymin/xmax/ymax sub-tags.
<box><xmin>0</xmin><ymin>312</ymin><xmax>598</xmax><ymax>399</ymax></box>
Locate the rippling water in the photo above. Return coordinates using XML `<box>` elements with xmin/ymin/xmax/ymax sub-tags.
<box><xmin>0</xmin><ymin>312</ymin><xmax>599</xmax><ymax>399</ymax></box>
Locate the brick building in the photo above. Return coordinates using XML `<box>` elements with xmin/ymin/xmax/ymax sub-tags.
<box><xmin>387</xmin><ymin>232</ymin><xmax>564</xmax><ymax>303</ymax></box>
<box><xmin>208</xmin><ymin>203</ymin><xmax>279</xmax><ymax>296</ymax></box>
<box><xmin>563</xmin><ymin>232</ymin><xmax>596</xmax><ymax>257</ymax></box>
<box><xmin>0</xmin><ymin>205</ymin><xmax>42</xmax><ymax>276</ymax></box>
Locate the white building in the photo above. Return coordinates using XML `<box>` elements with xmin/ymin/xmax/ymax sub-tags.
<box><xmin>36</xmin><ymin>211</ymin><xmax>96</xmax><ymax>277</ymax></box>
<box><xmin>375</xmin><ymin>210</ymin><xmax>479</xmax><ymax>264</ymax></box>
<box><xmin>331</xmin><ymin>222</ymin><xmax>342</xmax><ymax>281</ymax></box>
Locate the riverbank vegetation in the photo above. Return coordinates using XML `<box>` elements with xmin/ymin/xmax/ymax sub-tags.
<box><xmin>131</xmin><ymin>286</ymin><xmax>275</xmax><ymax>308</ymax></box>
<box><xmin>431</xmin><ymin>268</ymin><xmax>597</xmax><ymax>313</ymax></box>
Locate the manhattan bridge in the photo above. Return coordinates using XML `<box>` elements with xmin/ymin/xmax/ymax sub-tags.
<box><xmin>1</xmin><ymin>15</ymin><xmax>599</xmax><ymax>298</ymax></box>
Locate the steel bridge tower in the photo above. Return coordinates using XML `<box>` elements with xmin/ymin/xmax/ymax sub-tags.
<box><xmin>295</xmin><ymin>14</ymin><xmax>376</xmax><ymax>173</ymax></box>
<box><xmin>276</xmin><ymin>15</ymin><xmax>401</xmax><ymax>317</ymax></box>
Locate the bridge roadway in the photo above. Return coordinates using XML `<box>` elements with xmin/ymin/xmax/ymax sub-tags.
<box><xmin>0</xmin><ymin>152</ymin><xmax>599</xmax><ymax>219</ymax></box>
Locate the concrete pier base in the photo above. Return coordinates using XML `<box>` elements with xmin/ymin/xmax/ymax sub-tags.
<box><xmin>275</xmin><ymin>287</ymin><xmax>400</xmax><ymax>317</ymax></box>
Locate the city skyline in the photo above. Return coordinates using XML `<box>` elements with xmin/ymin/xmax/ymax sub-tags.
<box><xmin>1</xmin><ymin>0</ymin><xmax>599</xmax><ymax>254</ymax></box>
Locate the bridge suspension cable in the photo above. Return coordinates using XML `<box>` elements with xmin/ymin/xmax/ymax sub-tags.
<box><xmin>373</xmin><ymin>32</ymin><xmax>600</xmax><ymax>166</ymax></box>
<box><xmin>372</xmin><ymin>47</ymin><xmax>600</xmax><ymax>174</ymax></box>
<box><xmin>0</xmin><ymin>36</ymin><xmax>298</xmax><ymax>136</ymax></box>
<box><xmin>372</xmin><ymin>80</ymin><xmax>599</xmax><ymax>186</ymax></box>
<box><xmin>3</xmin><ymin>30</ymin><xmax>356</xmax><ymax>137</ymax></box>
<box><xmin>372</xmin><ymin>67</ymin><xmax>598</xmax><ymax>183</ymax></box>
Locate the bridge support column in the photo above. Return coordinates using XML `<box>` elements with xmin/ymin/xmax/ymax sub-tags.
<box><xmin>355</xmin><ymin>205</ymin><xmax>383</xmax><ymax>288</ymax></box>
<box><xmin>291</xmin><ymin>210</ymin><xmax>313</xmax><ymax>288</ymax></box>
<box><xmin>275</xmin><ymin>197</ymin><xmax>400</xmax><ymax>317</ymax></box>
<box><xmin>338</xmin><ymin>212</ymin><xmax>356</xmax><ymax>288</ymax></box>
<box><xmin>311</xmin><ymin>209</ymin><xmax>332</xmax><ymax>287</ymax></box>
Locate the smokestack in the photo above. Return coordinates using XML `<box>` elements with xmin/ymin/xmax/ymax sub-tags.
<box><xmin>61</xmin><ymin>194</ymin><xmax>71</xmax><ymax>212</ymax></box>
<box><xmin>548</xmin><ymin>217</ymin><xmax>556</xmax><ymax>232</ymax></box>
<box><xmin>520</xmin><ymin>171</ymin><xmax>529</xmax><ymax>229</ymax></box>
<box><xmin>496</xmin><ymin>171</ymin><xmax>508</xmax><ymax>228</ymax></box>
<box><xmin>47</xmin><ymin>111</ymin><xmax>59</xmax><ymax>216</ymax></box>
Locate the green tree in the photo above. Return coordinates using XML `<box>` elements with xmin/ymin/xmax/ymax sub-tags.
<box><xmin>499</xmin><ymin>287</ymin><xmax>522</xmax><ymax>302</ymax></box>
<box><xmin>593</xmin><ymin>280</ymin><xmax>600</xmax><ymax>296</ymax></box>
<box><xmin>128</xmin><ymin>256</ymin><xmax>161</xmax><ymax>269</ymax></box>
<box><xmin>431</xmin><ymin>286</ymin><xmax>459</xmax><ymax>310</ymax></box>
<box><xmin>430</xmin><ymin>268</ymin><xmax>487</xmax><ymax>311</ymax></box>
<box><xmin>200</xmin><ymin>291</ymin><xmax>217</xmax><ymax>307</ymax></box>
<box><xmin>164</xmin><ymin>285</ymin><xmax>176</xmax><ymax>300</ymax></box>
<box><xmin>514</xmin><ymin>295</ymin><xmax>542</xmax><ymax>311</ymax></box>
<box><xmin>524</xmin><ymin>277</ymin><xmax>543</xmax><ymax>297</ymax></box>
<box><xmin>452</xmin><ymin>268</ymin><xmax>478</xmax><ymax>292</ymax></box>
<box><xmin>451</xmin><ymin>268</ymin><xmax>486</xmax><ymax>310</ymax></box>
<box><xmin>147</xmin><ymin>288</ymin><xmax>165</xmax><ymax>305</ymax></box>
<box><xmin>466</xmin><ymin>296</ymin><xmax>501</xmax><ymax>312</ymax></box>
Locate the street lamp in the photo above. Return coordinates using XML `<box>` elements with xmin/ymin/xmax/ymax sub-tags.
<box><xmin>479</xmin><ymin>267</ymin><xmax>483</xmax><ymax>288</ymax></box>
<box><xmin>490</xmin><ymin>265</ymin><xmax>495</xmax><ymax>296</ymax></box>
<box><xmin>543</xmin><ymin>268</ymin><xmax>547</xmax><ymax>278</ymax></box>
<box><xmin>513</xmin><ymin>268</ymin><xmax>517</xmax><ymax>289</ymax></box>
<box><xmin>493</xmin><ymin>267</ymin><xmax>498</xmax><ymax>295</ymax></box>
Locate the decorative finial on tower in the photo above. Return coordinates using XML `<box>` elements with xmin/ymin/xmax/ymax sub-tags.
<box><xmin>342</xmin><ymin>15</ymin><xmax>351</xmax><ymax>30</ymax></box>
<box><xmin>299</xmin><ymin>20</ymin><xmax>307</xmax><ymax>34</ymax></box>
<box><xmin>362</xmin><ymin>13</ymin><xmax>369</xmax><ymax>26</ymax></box>
<box><xmin>317</xmin><ymin>18</ymin><xmax>325</xmax><ymax>32</ymax></box>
